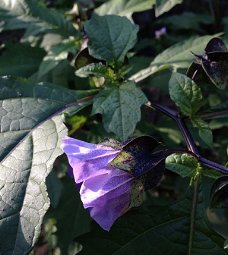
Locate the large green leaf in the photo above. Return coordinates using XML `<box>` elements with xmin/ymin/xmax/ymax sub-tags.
<box><xmin>95</xmin><ymin>0</ymin><xmax>181</xmax><ymax>18</ymax></box>
<box><xmin>84</xmin><ymin>15</ymin><xmax>139</xmax><ymax>63</ymax></box>
<box><xmin>92</xmin><ymin>81</ymin><xmax>147</xmax><ymax>141</ymax></box>
<box><xmin>130</xmin><ymin>35</ymin><xmax>220</xmax><ymax>83</ymax></box>
<box><xmin>0</xmin><ymin>0</ymin><xmax>78</xmax><ymax>37</ymax></box>
<box><xmin>0</xmin><ymin>43</ymin><xmax>45</xmax><ymax>77</ymax></box>
<box><xmin>95</xmin><ymin>0</ymin><xmax>156</xmax><ymax>18</ymax></box>
<box><xmin>77</xmin><ymin>177</ymin><xmax>227</xmax><ymax>255</ymax></box>
<box><xmin>169</xmin><ymin>72</ymin><xmax>203</xmax><ymax>117</ymax></box>
<box><xmin>0</xmin><ymin>77</ymin><xmax>95</xmax><ymax>255</ymax></box>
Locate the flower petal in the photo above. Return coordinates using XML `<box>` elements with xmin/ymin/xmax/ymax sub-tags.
<box><xmin>62</xmin><ymin>136</ymin><xmax>134</xmax><ymax>231</ymax></box>
<box><xmin>62</xmin><ymin>136</ymin><xmax>119</xmax><ymax>183</ymax></box>
<box><xmin>80</xmin><ymin>168</ymin><xmax>133</xmax><ymax>231</ymax></box>
<box><xmin>88</xmin><ymin>191</ymin><xmax>130</xmax><ymax>231</ymax></box>
<box><xmin>81</xmin><ymin>168</ymin><xmax>133</xmax><ymax>206</ymax></box>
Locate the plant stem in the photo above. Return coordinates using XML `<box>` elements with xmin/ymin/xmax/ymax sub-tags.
<box><xmin>199</xmin><ymin>157</ymin><xmax>228</xmax><ymax>174</ymax></box>
<box><xmin>199</xmin><ymin>109</ymin><xmax>228</xmax><ymax>120</ymax></box>
<box><xmin>148</xmin><ymin>102</ymin><xmax>199</xmax><ymax>154</ymax></box>
<box><xmin>188</xmin><ymin>172</ymin><xmax>200</xmax><ymax>255</ymax></box>
<box><xmin>146</xmin><ymin>102</ymin><xmax>228</xmax><ymax>174</ymax></box>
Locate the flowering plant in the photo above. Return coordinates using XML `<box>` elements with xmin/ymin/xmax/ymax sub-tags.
<box><xmin>62</xmin><ymin>136</ymin><xmax>164</xmax><ymax>230</ymax></box>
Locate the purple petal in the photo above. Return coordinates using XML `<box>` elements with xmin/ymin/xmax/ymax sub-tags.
<box><xmin>62</xmin><ymin>137</ymin><xmax>119</xmax><ymax>183</ymax></box>
<box><xmin>88</xmin><ymin>191</ymin><xmax>130</xmax><ymax>231</ymax></box>
<box><xmin>61</xmin><ymin>136</ymin><xmax>134</xmax><ymax>231</ymax></box>
<box><xmin>81</xmin><ymin>168</ymin><xmax>133</xmax><ymax>206</ymax></box>
<box><xmin>80</xmin><ymin>168</ymin><xmax>133</xmax><ymax>231</ymax></box>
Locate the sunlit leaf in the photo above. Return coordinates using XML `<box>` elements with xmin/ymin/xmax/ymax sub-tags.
<box><xmin>95</xmin><ymin>0</ymin><xmax>155</xmax><ymax>18</ymax></box>
<box><xmin>130</xmin><ymin>35</ymin><xmax>221</xmax><ymax>82</ymax></box>
<box><xmin>0</xmin><ymin>77</ymin><xmax>94</xmax><ymax>255</ymax></box>
<box><xmin>155</xmin><ymin>0</ymin><xmax>183</xmax><ymax>17</ymax></box>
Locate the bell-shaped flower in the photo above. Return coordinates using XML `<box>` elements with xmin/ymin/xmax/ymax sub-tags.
<box><xmin>62</xmin><ymin>136</ymin><xmax>135</xmax><ymax>231</ymax></box>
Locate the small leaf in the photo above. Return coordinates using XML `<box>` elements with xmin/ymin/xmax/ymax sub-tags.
<box><xmin>92</xmin><ymin>81</ymin><xmax>147</xmax><ymax>141</ymax></box>
<box><xmin>165</xmin><ymin>153</ymin><xmax>198</xmax><ymax>177</ymax></box>
<box><xmin>84</xmin><ymin>15</ymin><xmax>139</xmax><ymax>63</ymax></box>
<box><xmin>191</xmin><ymin>117</ymin><xmax>213</xmax><ymax>147</ymax></box>
<box><xmin>75</xmin><ymin>63</ymin><xmax>113</xmax><ymax>79</ymax></box>
<box><xmin>169</xmin><ymin>72</ymin><xmax>203</xmax><ymax>116</ymax></box>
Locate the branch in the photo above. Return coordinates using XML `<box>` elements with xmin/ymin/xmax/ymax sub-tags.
<box><xmin>146</xmin><ymin>102</ymin><xmax>228</xmax><ymax>174</ymax></box>
<box><xmin>199</xmin><ymin>109</ymin><xmax>228</xmax><ymax>120</ymax></box>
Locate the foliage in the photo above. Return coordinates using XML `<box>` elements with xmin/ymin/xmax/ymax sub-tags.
<box><xmin>0</xmin><ymin>0</ymin><xmax>228</xmax><ymax>254</ymax></box>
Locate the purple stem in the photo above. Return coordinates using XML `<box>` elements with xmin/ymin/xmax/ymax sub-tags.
<box><xmin>147</xmin><ymin>102</ymin><xmax>228</xmax><ymax>174</ymax></box>
<box><xmin>199</xmin><ymin>157</ymin><xmax>228</xmax><ymax>174</ymax></box>
<box><xmin>199</xmin><ymin>109</ymin><xmax>228</xmax><ymax>120</ymax></box>
<box><xmin>150</xmin><ymin>103</ymin><xmax>199</xmax><ymax>155</ymax></box>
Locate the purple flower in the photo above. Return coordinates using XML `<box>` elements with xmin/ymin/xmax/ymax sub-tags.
<box><xmin>62</xmin><ymin>136</ymin><xmax>134</xmax><ymax>231</ymax></box>
<box><xmin>155</xmin><ymin>27</ymin><xmax>167</xmax><ymax>39</ymax></box>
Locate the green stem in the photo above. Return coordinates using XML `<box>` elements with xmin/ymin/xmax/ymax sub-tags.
<box><xmin>188</xmin><ymin>169</ymin><xmax>200</xmax><ymax>255</ymax></box>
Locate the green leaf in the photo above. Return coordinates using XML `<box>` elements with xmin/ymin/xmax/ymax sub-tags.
<box><xmin>46</xmin><ymin>170</ymin><xmax>63</xmax><ymax>209</ymax></box>
<box><xmin>0</xmin><ymin>43</ymin><xmax>45</xmax><ymax>77</ymax></box>
<box><xmin>169</xmin><ymin>72</ymin><xmax>203</xmax><ymax>116</ymax></box>
<box><xmin>130</xmin><ymin>35</ymin><xmax>221</xmax><ymax>82</ymax></box>
<box><xmin>75</xmin><ymin>63</ymin><xmax>113</xmax><ymax>78</ymax></box>
<box><xmin>95</xmin><ymin>0</ymin><xmax>156</xmax><ymax>19</ymax></box>
<box><xmin>47</xmin><ymin>177</ymin><xmax>91</xmax><ymax>254</ymax></box>
<box><xmin>92</xmin><ymin>81</ymin><xmax>147</xmax><ymax>141</ymax></box>
<box><xmin>0</xmin><ymin>77</ymin><xmax>94</xmax><ymax>255</ymax></box>
<box><xmin>165</xmin><ymin>153</ymin><xmax>198</xmax><ymax>177</ymax></box>
<box><xmin>84</xmin><ymin>15</ymin><xmax>139</xmax><ymax>63</ymax></box>
<box><xmin>77</xmin><ymin>177</ymin><xmax>226</xmax><ymax>255</ymax></box>
<box><xmin>202</xmin><ymin>168</ymin><xmax>224</xmax><ymax>179</ymax></box>
<box><xmin>191</xmin><ymin>117</ymin><xmax>213</xmax><ymax>147</ymax></box>
<box><xmin>38</xmin><ymin>38</ymin><xmax>80</xmax><ymax>78</ymax></box>
<box><xmin>160</xmin><ymin>12</ymin><xmax>213</xmax><ymax>32</ymax></box>
<box><xmin>0</xmin><ymin>0</ymin><xmax>78</xmax><ymax>37</ymax></box>
<box><xmin>95</xmin><ymin>0</ymin><xmax>182</xmax><ymax>19</ymax></box>
<box><xmin>155</xmin><ymin>0</ymin><xmax>183</xmax><ymax>17</ymax></box>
